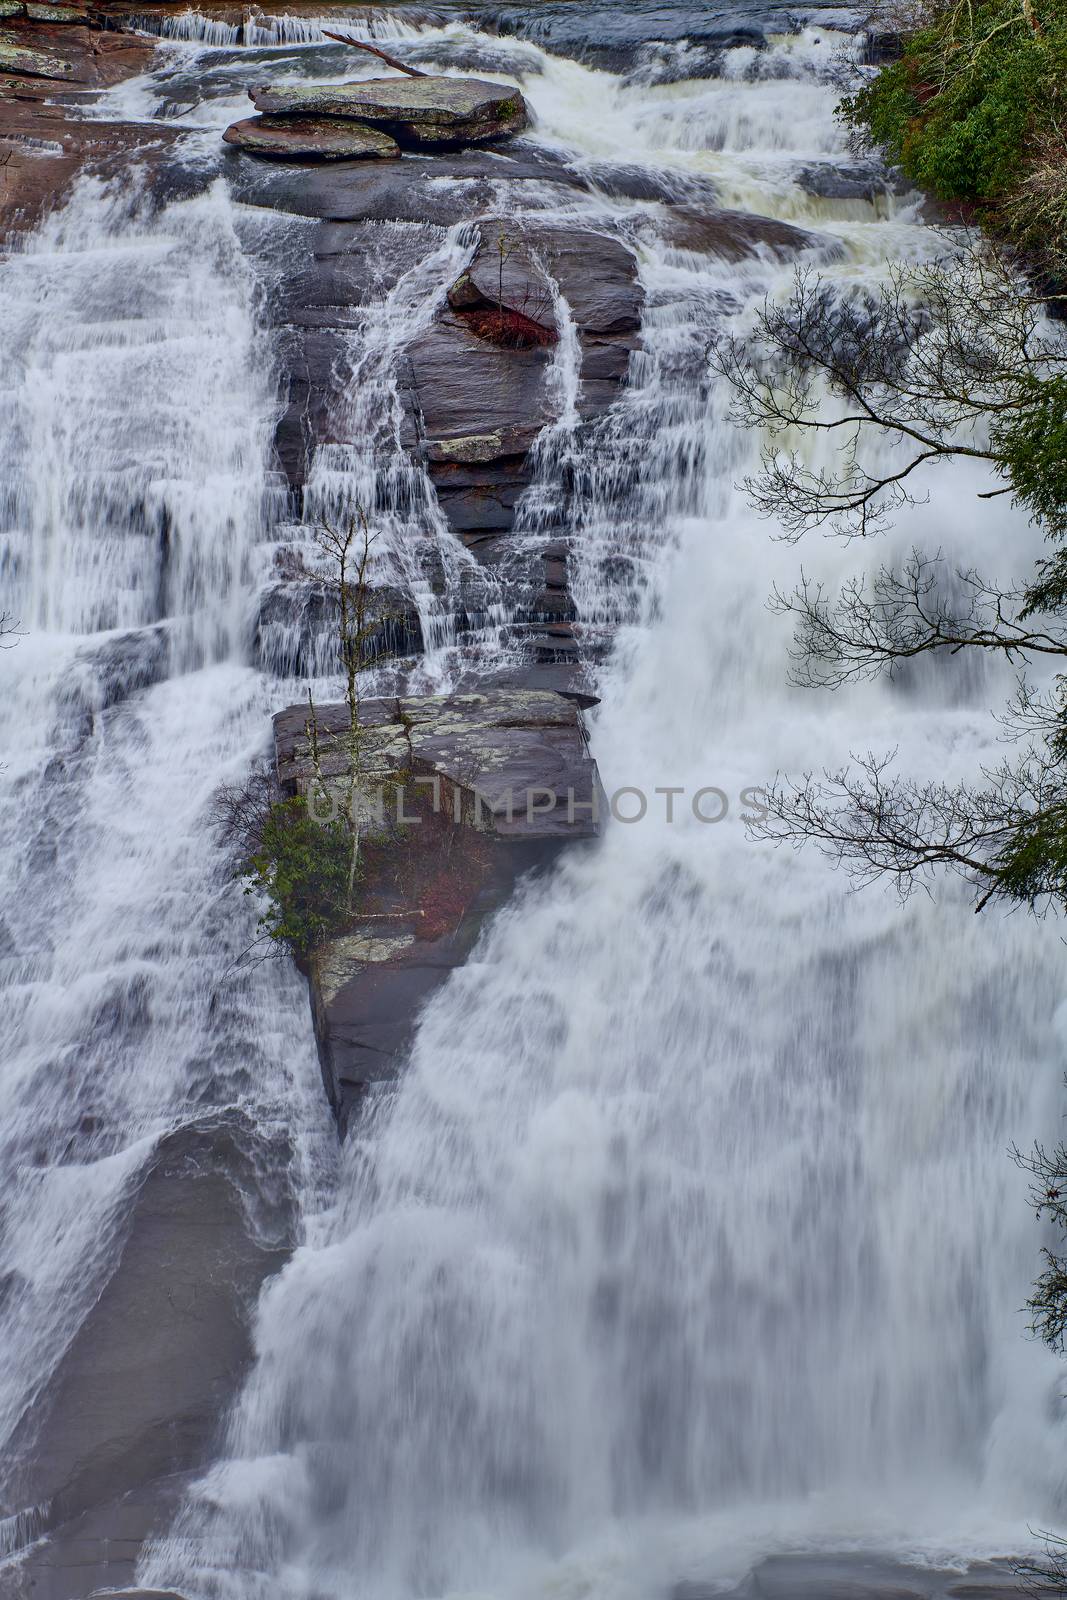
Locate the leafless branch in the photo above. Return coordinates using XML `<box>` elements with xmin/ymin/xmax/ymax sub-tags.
<box><xmin>321</xmin><ymin>30</ymin><xmax>427</xmax><ymax>77</ymax></box>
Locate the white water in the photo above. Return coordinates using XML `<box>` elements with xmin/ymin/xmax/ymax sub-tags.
<box><xmin>0</xmin><ymin>178</ymin><xmax>331</xmax><ymax>1514</ymax></box>
<box><xmin>1</xmin><ymin>7</ymin><xmax>1065</xmax><ymax>1596</ymax></box>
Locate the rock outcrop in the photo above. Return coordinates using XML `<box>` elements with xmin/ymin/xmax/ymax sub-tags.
<box><xmin>0</xmin><ymin>15</ymin><xmax>163</xmax><ymax>228</ymax></box>
<box><xmin>223</xmin><ymin>113</ymin><xmax>400</xmax><ymax>160</ymax></box>
<box><xmin>658</xmin><ymin>204</ymin><xmax>822</xmax><ymax>260</ymax></box>
<box><xmin>405</xmin><ymin>218</ymin><xmax>642</xmax><ymax>558</ymax></box>
<box><xmin>247</xmin><ymin>73</ymin><xmax>528</xmax><ymax>146</ymax></box>
<box><xmin>274</xmin><ymin>689</ymin><xmax>603</xmax><ymax>1133</ymax></box>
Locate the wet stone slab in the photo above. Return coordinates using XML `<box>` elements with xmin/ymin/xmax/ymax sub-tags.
<box><xmin>249</xmin><ymin>73</ymin><xmax>528</xmax><ymax>146</ymax></box>
<box><xmin>223</xmin><ymin>113</ymin><xmax>401</xmax><ymax>160</ymax></box>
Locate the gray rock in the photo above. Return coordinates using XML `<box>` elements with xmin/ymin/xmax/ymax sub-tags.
<box><xmin>249</xmin><ymin>74</ymin><xmax>528</xmax><ymax>147</ymax></box>
<box><xmin>0</xmin><ymin>30</ymin><xmax>77</xmax><ymax>77</ymax></box>
<box><xmin>452</xmin><ymin>218</ymin><xmax>642</xmax><ymax>336</ymax></box>
<box><xmin>223</xmin><ymin>114</ymin><xmax>400</xmax><ymax>161</ymax></box>
<box><xmin>660</xmin><ymin>204</ymin><xmax>824</xmax><ymax>260</ymax></box>
<box><xmin>229</xmin><ymin>147</ymin><xmax>581</xmax><ymax>225</ymax></box>
<box><xmin>23</xmin><ymin>1</ymin><xmax>87</xmax><ymax>19</ymax></box>
<box><xmin>796</xmin><ymin>160</ymin><xmax>901</xmax><ymax>201</ymax></box>
<box><xmin>1</xmin><ymin>1118</ymin><xmax>291</xmax><ymax>1598</ymax></box>
<box><xmin>273</xmin><ymin>688</ymin><xmax>602</xmax><ymax>1133</ymax></box>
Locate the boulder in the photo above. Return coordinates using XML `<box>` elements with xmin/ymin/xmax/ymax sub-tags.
<box><xmin>796</xmin><ymin>160</ymin><xmax>902</xmax><ymax>202</ymax></box>
<box><xmin>450</xmin><ymin>219</ymin><xmax>643</xmax><ymax>336</ymax></box>
<box><xmin>223</xmin><ymin>114</ymin><xmax>400</xmax><ymax>161</ymax></box>
<box><xmin>660</xmin><ymin>204</ymin><xmax>825</xmax><ymax>261</ymax></box>
<box><xmin>249</xmin><ymin>74</ymin><xmax>528</xmax><ymax>147</ymax></box>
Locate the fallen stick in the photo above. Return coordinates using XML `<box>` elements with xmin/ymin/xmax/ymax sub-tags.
<box><xmin>321</xmin><ymin>30</ymin><xmax>428</xmax><ymax>77</ymax></box>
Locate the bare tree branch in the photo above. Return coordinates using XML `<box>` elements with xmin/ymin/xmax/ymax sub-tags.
<box><xmin>321</xmin><ymin>30</ymin><xmax>427</xmax><ymax>77</ymax></box>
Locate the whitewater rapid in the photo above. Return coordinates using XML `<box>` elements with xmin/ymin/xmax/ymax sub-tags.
<box><xmin>1</xmin><ymin>5</ymin><xmax>1065</xmax><ymax>1597</ymax></box>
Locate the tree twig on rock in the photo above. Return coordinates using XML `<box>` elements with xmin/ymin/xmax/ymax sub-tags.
<box><xmin>320</xmin><ymin>31</ymin><xmax>427</xmax><ymax>77</ymax></box>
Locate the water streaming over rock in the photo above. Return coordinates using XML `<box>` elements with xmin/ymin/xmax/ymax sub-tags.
<box><xmin>0</xmin><ymin>176</ymin><xmax>331</xmax><ymax>1531</ymax></box>
<box><xmin>2</xmin><ymin>5</ymin><xmax>1066</xmax><ymax>1596</ymax></box>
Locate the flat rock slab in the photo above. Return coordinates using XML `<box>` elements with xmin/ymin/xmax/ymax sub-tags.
<box><xmin>0</xmin><ymin>26</ymin><xmax>80</xmax><ymax>76</ymax></box>
<box><xmin>660</xmin><ymin>204</ymin><xmax>827</xmax><ymax>261</ymax></box>
<box><xmin>0</xmin><ymin>86</ymin><xmax>178</xmax><ymax>231</ymax></box>
<box><xmin>223</xmin><ymin>113</ymin><xmax>400</xmax><ymax>161</ymax></box>
<box><xmin>250</xmin><ymin>74</ymin><xmax>528</xmax><ymax>146</ymax></box>
<box><xmin>230</xmin><ymin>146</ymin><xmax>582</xmax><ymax>225</ymax></box>
<box><xmin>275</xmin><ymin>688</ymin><xmax>602</xmax><ymax>840</ymax></box>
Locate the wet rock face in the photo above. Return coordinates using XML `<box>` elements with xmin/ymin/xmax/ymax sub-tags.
<box><xmin>223</xmin><ymin>113</ymin><xmax>400</xmax><ymax>160</ymax></box>
<box><xmin>1</xmin><ymin>1119</ymin><xmax>292</xmax><ymax>1600</ymax></box>
<box><xmin>684</xmin><ymin>1552</ymin><xmax>1045</xmax><ymax>1599</ymax></box>
<box><xmin>795</xmin><ymin>159</ymin><xmax>905</xmax><ymax>202</ymax></box>
<box><xmin>487</xmin><ymin>0</ymin><xmax>770</xmax><ymax>72</ymax></box>
<box><xmin>659</xmin><ymin>204</ymin><xmax>823</xmax><ymax>260</ymax></box>
<box><xmin>0</xmin><ymin>14</ymin><xmax>163</xmax><ymax>228</ymax></box>
<box><xmin>250</xmin><ymin>74</ymin><xmax>529</xmax><ymax>146</ymax></box>
<box><xmin>273</xmin><ymin>690</ymin><xmax>602</xmax><ymax>1133</ymax></box>
<box><xmin>403</xmin><ymin>218</ymin><xmax>641</xmax><ymax>550</ymax></box>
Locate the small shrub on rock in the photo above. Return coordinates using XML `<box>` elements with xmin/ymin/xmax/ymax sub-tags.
<box><xmin>242</xmin><ymin>795</ymin><xmax>351</xmax><ymax>960</ymax></box>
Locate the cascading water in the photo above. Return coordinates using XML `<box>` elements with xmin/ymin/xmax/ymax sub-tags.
<box><xmin>0</xmin><ymin>176</ymin><xmax>331</xmax><ymax>1526</ymax></box>
<box><xmin>124</xmin><ymin>13</ymin><xmax>1067</xmax><ymax>1600</ymax></box>
<box><xmin>2</xmin><ymin>4</ymin><xmax>1065</xmax><ymax>1596</ymax></box>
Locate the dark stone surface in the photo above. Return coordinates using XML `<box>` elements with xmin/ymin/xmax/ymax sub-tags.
<box><xmin>659</xmin><ymin>204</ymin><xmax>823</xmax><ymax>260</ymax></box>
<box><xmin>229</xmin><ymin>143</ymin><xmax>583</xmax><ymax>224</ymax></box>
<box><xmin>487</xmin><ymin>0</ymin><xmax>770</xmax><ymax>71</ymax></box>
<box><xmin>672</xmin><ymin>1553</ymin><xmax>1045</xmax><ymax>1600</ymax></box>
<box><xmin>274</xmin><ymin>690</ymin><xmax>603</xmax><ymax>1135</ymax></box>
<box><xmin>223</xmin><ymin>113</ymin><xmax>400</xmax><ymax>160</ymax></box>
<box><xmin>405</xmin><ymin>312</ymin><xmax>555</xmax><ymax>449</ymax></box>
<box><xmin>407</xmin><ymin>219</ymin><xmax>639</xmax><ymax>548</ymax></box>
<box><xmin>796</xmin><ymin>159</ymin><xmax>902</xmax><ymax>201</ymax></box>
<box><xmin>250</xmin><ymin>73</ymin><xmax>528</xmax><ymax>146</ymax></box>
<box><xmin>451</xmin><ymin>218</ymin><xmax>643</xmax><ymax>336</ymax></box>
<box><xmin>1</xmin><ymin>1118</ymin><xmax>292</xmax><ymax>1600</ymax></box>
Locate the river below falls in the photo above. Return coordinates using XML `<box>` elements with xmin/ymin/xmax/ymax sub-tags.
<box><xmin>1</xmin><ymin>3</ymin><xmax>1066</xmax><ymax>1597</ymax></box>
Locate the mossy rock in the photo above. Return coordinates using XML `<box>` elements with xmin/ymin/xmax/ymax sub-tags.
<box><xmin>249</xmin><ymin>74</ymin><xmax>528</xmax><ymax>146</ymax></box>
<box><xmin>223</xmin><ymin>114</ymin><xmax>400</xmax><ymax>161</ymax></box>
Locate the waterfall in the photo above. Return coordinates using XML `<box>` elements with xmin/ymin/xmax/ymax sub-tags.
<box><xmin>0</xmin><ymin>6</ymin><xmax>1063</xmax><ymax>1596</ymax></box>
<box><xmin>134</xmin><ymin>17</ymin><xmax>1067</xmax><ymax>1600</ymax></box>
<box><xmin>0</xmin><ymin>176</ymin><xmax>329</xmax><ymax>1500</ymax></box>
